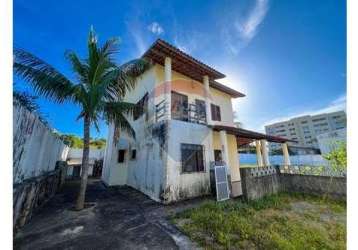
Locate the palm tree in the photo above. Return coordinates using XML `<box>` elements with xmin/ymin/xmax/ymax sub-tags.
<box><xmin>14</xmin><ymin>28</ymin><xmax>150</xmax><ymax>210</ymax></box>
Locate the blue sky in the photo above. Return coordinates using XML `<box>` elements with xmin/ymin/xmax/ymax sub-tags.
<box><xmin>14</xmin><ymin>0</ymin><xmax>346</xmax><ymax>138</ymax></box>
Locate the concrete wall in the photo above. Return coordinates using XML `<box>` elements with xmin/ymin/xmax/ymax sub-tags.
<box><xmin>101</xmin><ymin>66</ymin><xmax>166</xmax><ymax>202</ymax></box>
<box><xmin>67</xmin><ymin>148</ymin><xmax>105</xmax><ymax>160</ymax></box>
<box><xmin>240</xmin><ymin>166</ymin><xmax>281</xmax><ymax>200</ymax></box>
<box><xmin>163</xmin><ymin>120</ymin><xmax>212</xmax><ymax>203</ymax></box>
<box><xmin>13</xmin><ymin>103</ymin><xmax>69</xmax><ymax>184</ymax></box>
<box><xmin>240</xmin><ymin>166</ymin><xmax>346</xmax><ymax>200</ymax></box>
<box><xmin>280</xmin><ymin>174</ymin><xmax>346</xmax><ymax>200</ymax></box>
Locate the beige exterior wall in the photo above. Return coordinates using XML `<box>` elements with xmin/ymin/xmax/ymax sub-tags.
<box><xmin>155</xmin><ymin>64</ymin><xmax>235</xmax><ymax>126</ymax></box>
<box><xmin>102</xmin><ymin>63</ymin><xmax>242</xmax><ymax>202</ymax></box>
<box><xmin>212</xmin><ymin>132</ymin><xmax>240</xmax><ymax>181</ymax></box>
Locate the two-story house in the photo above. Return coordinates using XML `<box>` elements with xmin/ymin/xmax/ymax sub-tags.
<box><xmin>102</xmin><ymin>39</ymin><xmax>291</xmax><ymax>203</ymax></box>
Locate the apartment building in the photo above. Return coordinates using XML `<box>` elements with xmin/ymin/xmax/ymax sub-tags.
<box><xmin>265</xmin><ymin>111</ymin><xmax>346</xmax><ymax>151</ymax></box>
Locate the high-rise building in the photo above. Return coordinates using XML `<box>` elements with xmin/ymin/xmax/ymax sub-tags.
<box><xmin>265</xmin><ymin>111</ymin><xmax>346</xmax><ymax>151</ymax></box>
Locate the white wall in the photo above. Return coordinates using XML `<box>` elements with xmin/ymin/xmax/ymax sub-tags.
<box><xmin>102</xmin><ymin>67</ymin><xmax>159</xmax><ymax>189</ymax></box>
<box><xmin>165</xmin><ymin>120</ymin><xmax>212</xmax><ymax>202</ymax></box>
<box><xmin>13</xmin><ymin>104</ymin><xmax>69</xmax><ymax>184</ymax></box>
<box><xmin>67</xmin><ymin>148</ymin><xmax>105</xmax><ymax>160</ymax></box>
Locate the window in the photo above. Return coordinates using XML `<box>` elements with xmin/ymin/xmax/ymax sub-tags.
<box><xmin>171</xmin><ymin>91</ymin><xmax>188</xmax><ymax>121</ymax></box>
<box><xmin>195</xmin><ymin>99</ymin><xmax>206</xmax><ymax>122</ymax></box>
<box><xmin>301</xmin><ymin>121</ymin><xmax>308</xmax><ymax>124</ymax></box>
<box><xmin>131</xmin><ymin>149</ymin><xmax>136</xmax><ymax>160</ymax></box>
<box><xmin>134</xmin><ymin>93</ymin><xmax>149</xmax><ymax>120</ymax></box>
<box><xmin>312</xmin><ymin>117</ymin><xmax>326</xmax><ymax>122</ymax></box>
<box><xmin>181</xmin><ymin>144</ymin><xmax>204</xmax><ymax>173</ymax></box>
<box><xmin>211</xmin><ymin>104</ymin><xmax>221</xmax><ymax>121</ymax></box>
<box><xmin>117</xmin><ymin>150</ymin><xmax>125</xmax><ymax>163</ymax></box>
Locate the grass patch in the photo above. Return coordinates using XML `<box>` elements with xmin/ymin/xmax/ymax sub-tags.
<box><xmin>172</xmin><ymin>193</ymin><xmax>346</xmax><ymax>249</ymax></box>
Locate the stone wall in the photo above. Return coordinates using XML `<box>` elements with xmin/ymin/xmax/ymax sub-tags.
<box><xmin>240</xmin><ymin>166</ymin><xmax>346</xmax><ymax>201</ymax></box>
<box><xmin>13</xmin><ymin>161</ymin><xmax>67</xmax><ymax>234</ymax></box>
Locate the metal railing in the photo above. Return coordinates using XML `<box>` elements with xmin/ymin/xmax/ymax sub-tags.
<box><xmin>155</xmin><ymin>101</ymin><xmax>207</xmax><ymax>124</ymax></box>
<box><xmin>155</xmin><ymin>99</ymin><xmax>168</xmax><ymax>122</ymax></box>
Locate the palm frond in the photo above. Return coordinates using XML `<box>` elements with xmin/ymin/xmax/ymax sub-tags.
<box><xmin>14</xmin><ymin>48</ymin><xmax>77</xmax><ymax>103</ymax></box>
<box><xmin>103</xmin><ymin>101</ymin><xmax>139</xmax><ymax>138</ymax></box>
<box><xmin>116</xmin><ymin>58</ymin><xmax>151</xmax><ymax>91</ymax></box>
<box><xmin>65</xmin><ymin>50</ymin><xmax>89</xmax><ymax>83</ymax></box>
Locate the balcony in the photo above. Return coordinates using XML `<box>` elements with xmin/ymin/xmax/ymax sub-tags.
<box><xmin>155</xmin><ymin>100</ymin><xmax>207</xmax><ymax>124</ymax></box>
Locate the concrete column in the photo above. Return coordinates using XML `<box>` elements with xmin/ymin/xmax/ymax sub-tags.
<box><xmin>203</xmin><ymin>75</ymin><xmax>212</xmax><ymax>125</ymax></box>
<box><xmin>164</xmin><ymin>57</ymin><xmax>172</xmax><ymax>119</ymax></box>
<box><xmin>255</xmin><ymin>140</ymin><xmax>264</xmax><ymax>167</ymax></box>
<box><xmin>219</xmin><ymin>130</ymin><xmax>230</xmax><ymax>174</ymax></box>
<box><xmin>282</xmin><ymin>142</ymin><xmax>291</xmax><ymax>167</ymax></box>
<box><xmin>260</xmin><ymin>139</ymin><xmax>270</xmax><ymax>166</ymax></box>
<box><xmin>207</xmin><ymin>130</ymin><xmax>215</xmax><ymax>166</ymax></box>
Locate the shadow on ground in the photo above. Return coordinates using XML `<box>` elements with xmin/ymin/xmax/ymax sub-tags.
<box><xmin>14</xmin><ymin>179</ymin><xmax>207</xmax><ymax>250</ymax></box>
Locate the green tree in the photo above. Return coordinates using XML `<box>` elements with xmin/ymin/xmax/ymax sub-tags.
<box><xmin>14</xmin><ymin>28</ymin><xmax>150</xmax><ymax>210</ymax></box>
<box><xmin>90</xmin><ymin>138</ymin><xmax>106</xmax><ymax>149</ymax></box>
<box><xmin>60</xmin><ymin>134</ymin><xmax>84</xmax><ymax>148</ymax></box>
<box><xmin>323</xmin><ymin>142</ymin><xmax>347</xmax><ymax>172</ymax></box>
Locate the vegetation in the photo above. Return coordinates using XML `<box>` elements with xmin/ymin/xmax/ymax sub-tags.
<box><xmin>13</xmin><ymin>27</ymin><xmax>150</xmax><ymax>210</ymax></box>
<box><xmin>323</xmin><ymin>142</ymin><xmax>347</xmax><ymax>172</ymax></box>
<box><xmin>173</xmin><ymin>193</ymin><xmax>346</xmax><ymax>249</ymax></box>
<box><xmin>59</xmin><ymin>134</ymin><xmax>106</xmax><ymax>149</ymax></box>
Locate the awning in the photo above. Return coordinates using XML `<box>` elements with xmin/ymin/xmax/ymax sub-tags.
<box><xmin>210</xmin><ymin>125</ymin><xmax>296</xmax><ymax>147</ymax></box>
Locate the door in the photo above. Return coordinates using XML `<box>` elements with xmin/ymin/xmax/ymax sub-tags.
<box><xmin>72</xmin><ymin>165</ymin><xmax>81</xmax><ymax>179</ymax></box>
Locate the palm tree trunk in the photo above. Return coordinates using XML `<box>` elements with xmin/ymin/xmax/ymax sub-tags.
<box><xmin>75</xmin><ymin>115</ymin><xmax>91</xmax><ymax>210</ymax></box>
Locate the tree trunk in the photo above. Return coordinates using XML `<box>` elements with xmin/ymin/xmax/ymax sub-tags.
<box><xmin>75</xmin><ymin>115</ymin><xmax>91</xmax><ymax>210</ymax></box>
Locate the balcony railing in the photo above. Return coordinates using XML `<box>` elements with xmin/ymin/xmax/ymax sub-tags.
<box><xmin>155</xmin><ymin>100</ymin><xmax>207</xmax><ymax>124</ymax></box>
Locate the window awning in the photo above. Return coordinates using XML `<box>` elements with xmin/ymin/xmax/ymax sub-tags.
<box><xmin>210</xmin><ymin>125</ymin><xmax>296</xmax><ymax>147</ymax></box>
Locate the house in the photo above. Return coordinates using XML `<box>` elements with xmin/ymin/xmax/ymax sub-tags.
<box><xmin>102</xmin><ymin>39</ymin><xmax>292</xmax><ymax>203</ymax></box>
<box><xmin>66</xmin><ymin>148</ymin><xmax>104</xmax><ymax>179</ymax></box>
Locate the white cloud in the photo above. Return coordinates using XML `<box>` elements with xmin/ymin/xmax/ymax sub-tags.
<box><xmin>222</xmin><ymin>0</ymin><xmax>269</xmax><ymax>55</ymax></box>
<box><xmin>262</xmin><ymin>94</ymin><xmax>347</xmax><ymax>129</ymax></box>
<box><xmin>236</xmin><ymin>0</ymin><xmax>269</xmax><ymax>42</ymax></box>
<box><xmin>148</xmin><ymin>22</ymin><xmax>164</xmax><ymax>35</ymax></box>
<box><xmin>125</xmin><ymin>19</ymin><xmax>148</xmax><ymax>56</ymax></box>
<box><xmin>173</xmin><ymin>31</ymin><xmax>202</xmax><ymax>54</ymax></box>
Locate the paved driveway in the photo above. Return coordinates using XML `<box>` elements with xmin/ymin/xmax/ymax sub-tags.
<box><xmin>14</xmin><ymin>179</ymin><xmax>202</xmax><ymax>250</ymax></box>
